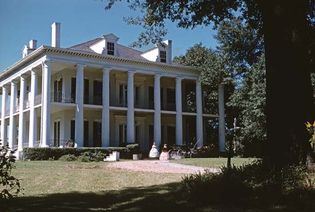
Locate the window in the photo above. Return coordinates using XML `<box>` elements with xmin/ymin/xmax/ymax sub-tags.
<box><xmin>71</xmin><ymin>78</ymin><xmax>76</xmax><ymax>103</ymax></box>
<box><xmin>70</xmin><ymin>120</ymin><xmax>75</xmax><ymax>140</ymax></box>
<box><xmin>54</xmin><ymin>121</ymin><xmax>60</xmax><ymax>147</ymax></box>
<box><xmin>84</xmin><ymin>79</ymin><xmax>89</xmax><ymax>104</ymax></box>
<box><xmin>119</xmin><ymin>124</ymin><xmax>127</xmax><ymax>146</ymax></box>
<box><xmin>148</xmin><ymin>86</ymin><xmax>154</xmax><ymax>108</ymax></box>
<box><xmin>93</xmin><ymin>121</ymin><xmax>102</xmax><ymax>147</ymax></box>
<box><xmin>119</xmin><ymin>84</ymin><xmax>127</xmax><ymax>106</ymax></box>
<box><xmin>167</xmin><ymin>88</ymin><xmax>175</xmax><ymax>104</ymax></box>
<box><xmin>54</xmin><ymin>79</ymin><xmax>62</xmax><ymax>102</ymax></box>
<box><xmin>84</xmin><ymin>121</ymin><xmax>89</xmax><ymax>147</ymax></box>
<box><xmin>166</xmin><ymin>88</ymin><xmax>175</xmax><ymax>110</ymax></box>
<box><xmin>93</xmin><ymin>80</ymin><xmax>103</xmax><ymax>105</ymax></box>
<box><xmin>107</xmin><ymin>42</ymin><xmax>115</xmax><ymax>55</ymax></box>
<box><xmin>135</xmin><ymin>86</ymin><xmax>140</xmax><ymax>106</ymax></box>
<box><xmin>160</xmin><ymin>50</ymin><xmax>167</xmax><ymax>63</ymax></box>
<box><xmin>135</xmin><ymin>125</ymin><xmax>140</xmax><ymax>143</ymax></box>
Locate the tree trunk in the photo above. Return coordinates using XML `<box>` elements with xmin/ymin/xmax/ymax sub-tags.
<box><xmin>261</xmin><ymin>1</ymin><xmax>314</xmax><ymax>168</ymax></box>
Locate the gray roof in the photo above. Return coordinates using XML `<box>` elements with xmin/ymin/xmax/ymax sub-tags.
<box><xmin>68</xmin><ymin>37</ymin><xmax>148</xmax><ymax>61</ymax></box>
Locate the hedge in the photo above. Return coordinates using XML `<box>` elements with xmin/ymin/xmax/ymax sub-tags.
<box><xmin>23</xmin><ymin>147</ymin><xmax>131</xmax><ymax>160</ymax></box>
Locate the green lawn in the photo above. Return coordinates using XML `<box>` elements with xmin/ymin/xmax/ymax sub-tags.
<box><xmin>172</xmin><ymin>157</ymin><xmax>257</xmax><ymax>168</ymax></box>
<box><xmin>13</xmin><ymin>158</ymin><xmax>257</xmax><ymax>196</ymax></box>
<box><xmin>5</xmin><ymin>158</ymin><xmax>314</xmax><ymax>212</ymax></box>
<box><xmin>13</xmin><ymin>161</ymin><xmax>184</xmax><ymax>196</ymax></box>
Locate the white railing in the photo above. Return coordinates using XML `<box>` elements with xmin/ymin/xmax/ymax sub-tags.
<box><xmin>34</xmin><ymin>94</ymin><xmax>42</xmax><ymax>105</ymax></box>
<box><xmin>51</xmin><ymin>92</ymin><xmax>75</xmax><ymax>104</ymax></box>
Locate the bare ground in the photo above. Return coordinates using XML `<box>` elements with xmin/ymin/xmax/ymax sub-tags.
<box><xmin>107</xmin><ymin>160</ymin><xmax>220</xmax><ymax>174</ymax></box>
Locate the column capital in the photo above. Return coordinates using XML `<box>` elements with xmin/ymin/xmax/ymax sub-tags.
<box><xmin>127</xmin><ymin>70</ymin><xmax>135</xmax><ymax>76</ymax></box>
<box><xmin>42</xmin><ymin>59</ymin><xmax>53</xmax><ymax>67</ymax></box>
<box><xmin>103</xmin><ymin>66</ymin><xmax>113</xmax><ymax>71</ymax></box>
<box><xmin>76</xmin><ymin>63</ymin><xmax>86</xmax><ymax>69</ymax></box>
<box><xmin>154</xmin><ymin>73</ymin><xmax>162</xmax><ymax>79</ymax></box>
<box><xmin>1</xmin><ymin>84</ymin><xmax>9</xmax><ymax>89</ymax></box>
<box><xmin>20</xmin><ymin>74</ymin><xmax>27</xmax><ymax>80</ymax></box>
<box><xmin>30</xmin><ymin>69</ymin><xmax>37</xmax><ymax>76</ymax></box>
<box><xmin>176</xmin><ymin>76</ymin><xmax>183</xmax><ymax>81</ymax></box>
<box><xmin>10</xmin><ymin>80</ymin><xmax>17</xmax><ymax>85</ymax></box>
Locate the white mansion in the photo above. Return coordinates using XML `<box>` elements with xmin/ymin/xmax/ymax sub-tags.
<box><xmin>0</xmin><ymin>22</ymin><xmax>225</xmax><ymax>156</ymax></box>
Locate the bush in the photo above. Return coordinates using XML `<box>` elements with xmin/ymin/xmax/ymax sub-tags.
<box><xmin>169</xmin><ymin>144</ymin><xmax>219</xmax><ymax>159</ymax></box>
<box><xmin>58</xmin><ymin>154</ymin><xmax>77</xmax><ymax>161</ymax></box>
<box><xmin>0</xmin><ymin>145</ymin><xmax>21</xmax><ymax>200</ymax></box>
<box><xmin>77</xmin><ymin>151</ymin><xmax>106</xmax><ymax>162</ymax></box>
<box><xmin>77</xmin><ymin>152</ymin><xmax>91</xmax><ymax>162</ymax></box>
<box><xmin>126</xmin><ymin>143</ymin><xmax>140</xmax><ymax>154</ymax></box>
<box><xmin>23</xmin><ymin>147</ymin><xmax>130</xmax><ymax>160</ymax></box>
<box><xmin>178</xmin><ymin>160</ymin><xmax>312</xmax><ymax>207</ymax></box>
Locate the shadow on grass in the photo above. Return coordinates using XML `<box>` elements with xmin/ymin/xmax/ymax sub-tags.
<box><xmin>5</xmin><ymin>182</ymin><xmax>315</xmax><ymax>212</ymax></box>
<box><xmin>5</xmin><ymin>182</ymin><xmax>192</xmax><ymax>212</ymax></box>
<box><xmin>3</xmin><ymin>177</ymin><xmax>315</xmax><ymax>211</ymax></box>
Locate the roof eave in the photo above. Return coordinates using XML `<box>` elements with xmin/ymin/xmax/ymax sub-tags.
<box><xmin>0</xmin><ymin>46</ymin><xmax>200</xmax><ymax>80</ymax></box>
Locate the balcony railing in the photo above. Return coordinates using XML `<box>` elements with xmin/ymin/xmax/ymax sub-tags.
<box><xmin>35</xmin><ymin>94</ymin><xmax>42</xmax><ymax>105</ymax></box>
<box><xmin>51</xmin><ymin>92</ymin><xmax>74</xmax><ymax>104</ymax></box>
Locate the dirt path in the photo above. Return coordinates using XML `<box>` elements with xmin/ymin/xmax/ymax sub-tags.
<box><xmin>107</xmin><ymin>160</ymin><xmax>220</xmax><ymax>174</ymax></box>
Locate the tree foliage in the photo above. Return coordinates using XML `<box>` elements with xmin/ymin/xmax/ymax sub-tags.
<box><xmin>105</xmin><ymin>0</ymin><xmax>315</xmax><ymax>167</ymax></box>
<box><xmin>228</xmin><ymin>56</ymin><xmax>266</xmax><ymax>156</ymax></box>
<box><xmin>0</xmin><ymin>145</ymin><xmax>21</xmax><ymax>200</ymax></box>
<box><xmin>174</xmin><ymin>44</ymin><xmax>229</xmax><ymax>115</ymax></box>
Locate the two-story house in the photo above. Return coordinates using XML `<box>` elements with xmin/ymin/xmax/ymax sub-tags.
<box><xmin>0</xmin><ymin>22</ymin><xmax>225</xmax><ymax>157</ymax></box>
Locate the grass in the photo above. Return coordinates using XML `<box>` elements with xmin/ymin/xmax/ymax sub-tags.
<box><xmin>12</xmin><ymin>158</ymin><xmax>257</xmax><ymax>196</ymax></box>
<box><xmin>172</xmin><ymin>157</ymin><xmax>257</xmax><ymax>168</ymax></box>
<box><xmin>13</xmin><ymin>161</ymin><xmax>184</xmax><ymax>196</ymax></box>
<box><xmin>4</xmin><ymin>158</ymin><xmax>314</xmax><ymax>211</ymax></box>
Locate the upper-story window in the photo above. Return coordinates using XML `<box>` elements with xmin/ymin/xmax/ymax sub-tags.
<box><xmin>160</xmin><ymin>50</ymin><xmax>167</xmax><ymax>63</ymax></box>
<box><xmin>107</xmin><ymin>42</ymin><xmax>115</xmax><ymax>55</ymax></box>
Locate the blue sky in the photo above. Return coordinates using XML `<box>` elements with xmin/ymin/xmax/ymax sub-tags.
<box><xmin>0</xmin><ymin>0</ymin><xmax>217</xmax><ymax>72</ymax></box>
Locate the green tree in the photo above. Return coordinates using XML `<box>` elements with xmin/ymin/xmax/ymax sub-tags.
<box><xmin>0</xmin><ymin>145</ymin><xmax>21</xmax><ymax>200</ymax></box>
<box><xmin>228</xmin><ymin>56</ymin><xmax>266</xmax><ymax>156</ymax></box>
<box><xmin>105</xmin><ymin>0</ymin><xmax>315</xmax><ymax>168</ymax></box>
<box><xmin>173</xmin><ymin>44</ymin><xmax>230</xmax><ymax>115</ymax></box>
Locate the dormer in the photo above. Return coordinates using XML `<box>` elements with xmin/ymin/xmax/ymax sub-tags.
<box><xmin>141</xmin><ymin>40</ymin><xmax>172</xmax><ymax>64</ymax></box>
<box><xmin>89</xmin><ymin>33</ymin><xmax>119</xmax><ymax>56</ymax></box>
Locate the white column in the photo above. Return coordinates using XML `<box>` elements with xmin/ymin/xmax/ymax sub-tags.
<box><xmin>41</xmin><ymin>61</ymin><xmax>52</xmax><ymax>147</ymax></box>
<box><xmin>75</xmin><ymin>64</ymin><xmax>84</xmax><ymax>147</ymax></box>
<box><xmin>127</xmin><ymin>71</ymin><xmax>135</xmax><ymax>143</ymax></box>
<box><xmin>175</xmin><ymin>77</ymin><xmax>183</xmax><ymax>145</ymax></box>
<box><xmin>154</xmin><ymin>74</ymin><xmax>161</xmax><ymax>147</ymax></box>
<box><xmin>102</xmin><ymin>68</ymin><xmax>110</xmax><ymax>147</ymax></box>
<box><xmin>18</xmin><ymin>76</ymin><xmax>26</xmax><ymax>151</ymax></box>
<box><xmin>9</xmin><ymin>81</ymin><xmax>17</xmax><ymax>149</ymax></box>
<box><xmin>218</xmin><ymin>84</ymin><xmax>226</xmax><ymax>152</ymax></box>
<box><xmin>196</xmin><ymin>79</ymin><xmax>203</xmax><ymax>148</ymax></box>
<box><xmin>1</xmin><ymin>86</ymin><xmax>7</xmax><ymax>146</ymax></box>
<box><xmin>29</xmin><ymin>70</ymin><xmax>37</xmax><ymax>147</ymax></box>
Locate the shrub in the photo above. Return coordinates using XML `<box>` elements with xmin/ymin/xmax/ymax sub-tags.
<box><xmin>178</xmin><ymin>160</ymin><xmax>312</xmax><ymax>207</ymax></box>
<box><xmin>169</xmin><ymin>144</ymin><xmax>219</xmax><ymax>159</ymax></box>
<box><xmin>0</xmin><ymin>145</ymin><xmax>21</xmax><ymax>200</ymax></box>
<box><xmin>58</xmin><ymin>154</ymin><xmax>77</xmax><ymax>161</ymax></box>
<box><xmin>77</xmin><ymin>151</ymin><xmax>106</xmax><ymax>162</ymax></box>
<box><xmin>126</xmin><ymin>143</ymin><xmax>140</xmax><ymax>154</ymax></box>
<box><xmin>23</xmin><ymin>147</ymin><xmax>130</xmax><ymax>160</ymax></box>
<box><xmin>77</xmin><ymin>152</ymin><xmax>91</xmax><ymax>162</ymax></box>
